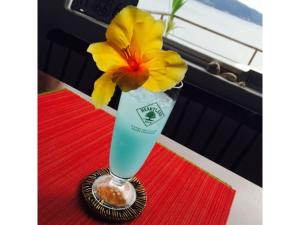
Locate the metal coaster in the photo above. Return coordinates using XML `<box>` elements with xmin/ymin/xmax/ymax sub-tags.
<box><xmin>81</xmin><ymin>168</ymin><xmax>147</xmax><ymax>222</ymax></box>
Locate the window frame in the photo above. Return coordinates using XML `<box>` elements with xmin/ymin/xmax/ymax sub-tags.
<box><xmin>64</xmin><ymin>0</ymin><xmax>262</xmax><ymax>94</ymax></box>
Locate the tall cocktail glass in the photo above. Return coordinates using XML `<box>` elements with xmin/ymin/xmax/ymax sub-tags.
<box><xmin>92</xmin><ymin>83</ymin><xmax>182</xmax><ymax>210</ymax></box>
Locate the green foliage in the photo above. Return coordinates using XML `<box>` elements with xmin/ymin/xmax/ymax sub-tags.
<box><xmin>165</xmin><ymin>0</ymin><xmax>187</xmax><ymax>35</ymax></box>
<box><xmin>172</xmin><ymin>0</ymin><xmax>186</xmax><ymax>14</ymax></box>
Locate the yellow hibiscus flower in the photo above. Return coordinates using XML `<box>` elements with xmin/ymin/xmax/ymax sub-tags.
<box><xmin>87</xmin><ymin>6</ymin><xmax>188</xmax><ymax>108</ymax></box>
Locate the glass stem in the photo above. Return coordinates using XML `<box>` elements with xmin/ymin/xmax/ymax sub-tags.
<box><xmin>110</xmin><ymin>172</ymin><xmax>127</xmax><ymax>186</ymax></box>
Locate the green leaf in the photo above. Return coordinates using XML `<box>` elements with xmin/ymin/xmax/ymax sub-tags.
<box><xmin>172</xmin><ymin>0</ymin><xmax>186</xmax><ymax>14</ymax></box>
<box><xmin>165</xmin><ymin>0</ymin><xmax>187</xmax><ymax>36</ymax></box>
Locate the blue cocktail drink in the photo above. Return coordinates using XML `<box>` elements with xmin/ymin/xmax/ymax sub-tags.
<box><xmin>110</xmin><ymin>87</ymin><xmax>176</xmax><ymax>178</ymax></box>
<box><xmin>92</xmin><ymin>84</ymin><xmax>182</xmax><ymax>210</ymax></box>
<box><xmin>87</xmin><ymin>4</ymin><xmax>188</xmax><ymax>213</ymax></box>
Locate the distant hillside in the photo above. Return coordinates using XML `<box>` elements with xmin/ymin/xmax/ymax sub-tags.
<box><xmin>196</xmin><ymin>0</ymin><xmax>262</xmax><ymax>25</ymax></box>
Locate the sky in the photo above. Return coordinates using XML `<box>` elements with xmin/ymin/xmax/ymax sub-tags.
<box><xmin>238</xmin><ymin>0</ymin><xmax>263</xmax><ymax>12</ymax></box>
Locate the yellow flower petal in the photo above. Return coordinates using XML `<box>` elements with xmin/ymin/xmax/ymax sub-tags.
<box><xmin>112</xmin><ymin>67</ymin><xmax>149</xmax><ymax>92</ymax></box>
<box><xmin>88</xmin><ymin>6</ymin><xmax>187</xmax><ymax>107</ymax></box>
<box><xmin>142</xmin><ymin>51</ymin><xmax>187</xmax><ymax>92</ymax></box>
<box><xmin>106</xmin><ymin>6</ymin><xmax>154</xmax><ymax>50</ymax></box>
<box><xmin>87</xmin><ymin>42</ymin><xmax>127</xmax><ymax>72</ymax></box>
<box><xmin>91</xmin><ymin>71</ymin><xmax>116</xmax><ymax>108</ymax></box>
<box><xmin>130</xmin><ymin>14</ymin><xmax>164</xmax><ymax>59</ymax></box>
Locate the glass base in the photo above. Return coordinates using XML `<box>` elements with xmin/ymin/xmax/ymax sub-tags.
<box><xmin>92</xmin><ymin>173</ymin><xmax>136</xmax><ymax>210</ymax></box>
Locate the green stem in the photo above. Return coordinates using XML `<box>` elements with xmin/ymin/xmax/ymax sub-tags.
<box><xmin>164</xmin><ymin>0</ymin><xmax>186</xmax><ymax>36</ymax></box>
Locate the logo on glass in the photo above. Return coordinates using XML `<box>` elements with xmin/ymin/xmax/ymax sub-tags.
<box><xmin>136</xmin><ymin>103</ymin><xmax>165</xmax><ymax>127</ymax></box>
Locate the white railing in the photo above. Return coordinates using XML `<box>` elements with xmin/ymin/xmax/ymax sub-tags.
<box><xmin>147</xmin><ymin>10</ymin><xmax>262</xmax><ymax>66</ymax></box>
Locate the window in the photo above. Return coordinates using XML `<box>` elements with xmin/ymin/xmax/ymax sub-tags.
<box><xmin>138</xmin><ymin>0</ymin><xmax>262</xmax><ymax>71</ymax></box>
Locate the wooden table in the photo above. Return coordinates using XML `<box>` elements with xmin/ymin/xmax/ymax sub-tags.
<box><xmin>38</xmin><ymin>72</ymin><xmax>262</xmax><ymax>225</ymax></box>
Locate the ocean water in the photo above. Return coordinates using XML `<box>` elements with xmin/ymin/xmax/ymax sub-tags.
<box><xmin>109</xmin><ymin>87</ymin><xmax>175</xmax><ymax>178</ymax></box>
<box><xmin>138</xmin><ymin>0</ymin><xmax>262</xmax><ymax>70</ymax></box>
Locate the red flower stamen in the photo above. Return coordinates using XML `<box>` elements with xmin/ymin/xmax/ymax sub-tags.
<box><xmin>123</xmin><ymin>47</ymin><xmax>140</xmax><ymax>71</ymax></box>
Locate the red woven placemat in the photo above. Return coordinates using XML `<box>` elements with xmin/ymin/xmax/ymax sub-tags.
<box><xmin>38</xmin><ymin>89</ymin><xmax>235</xmax><ymax>225</ymax></box>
